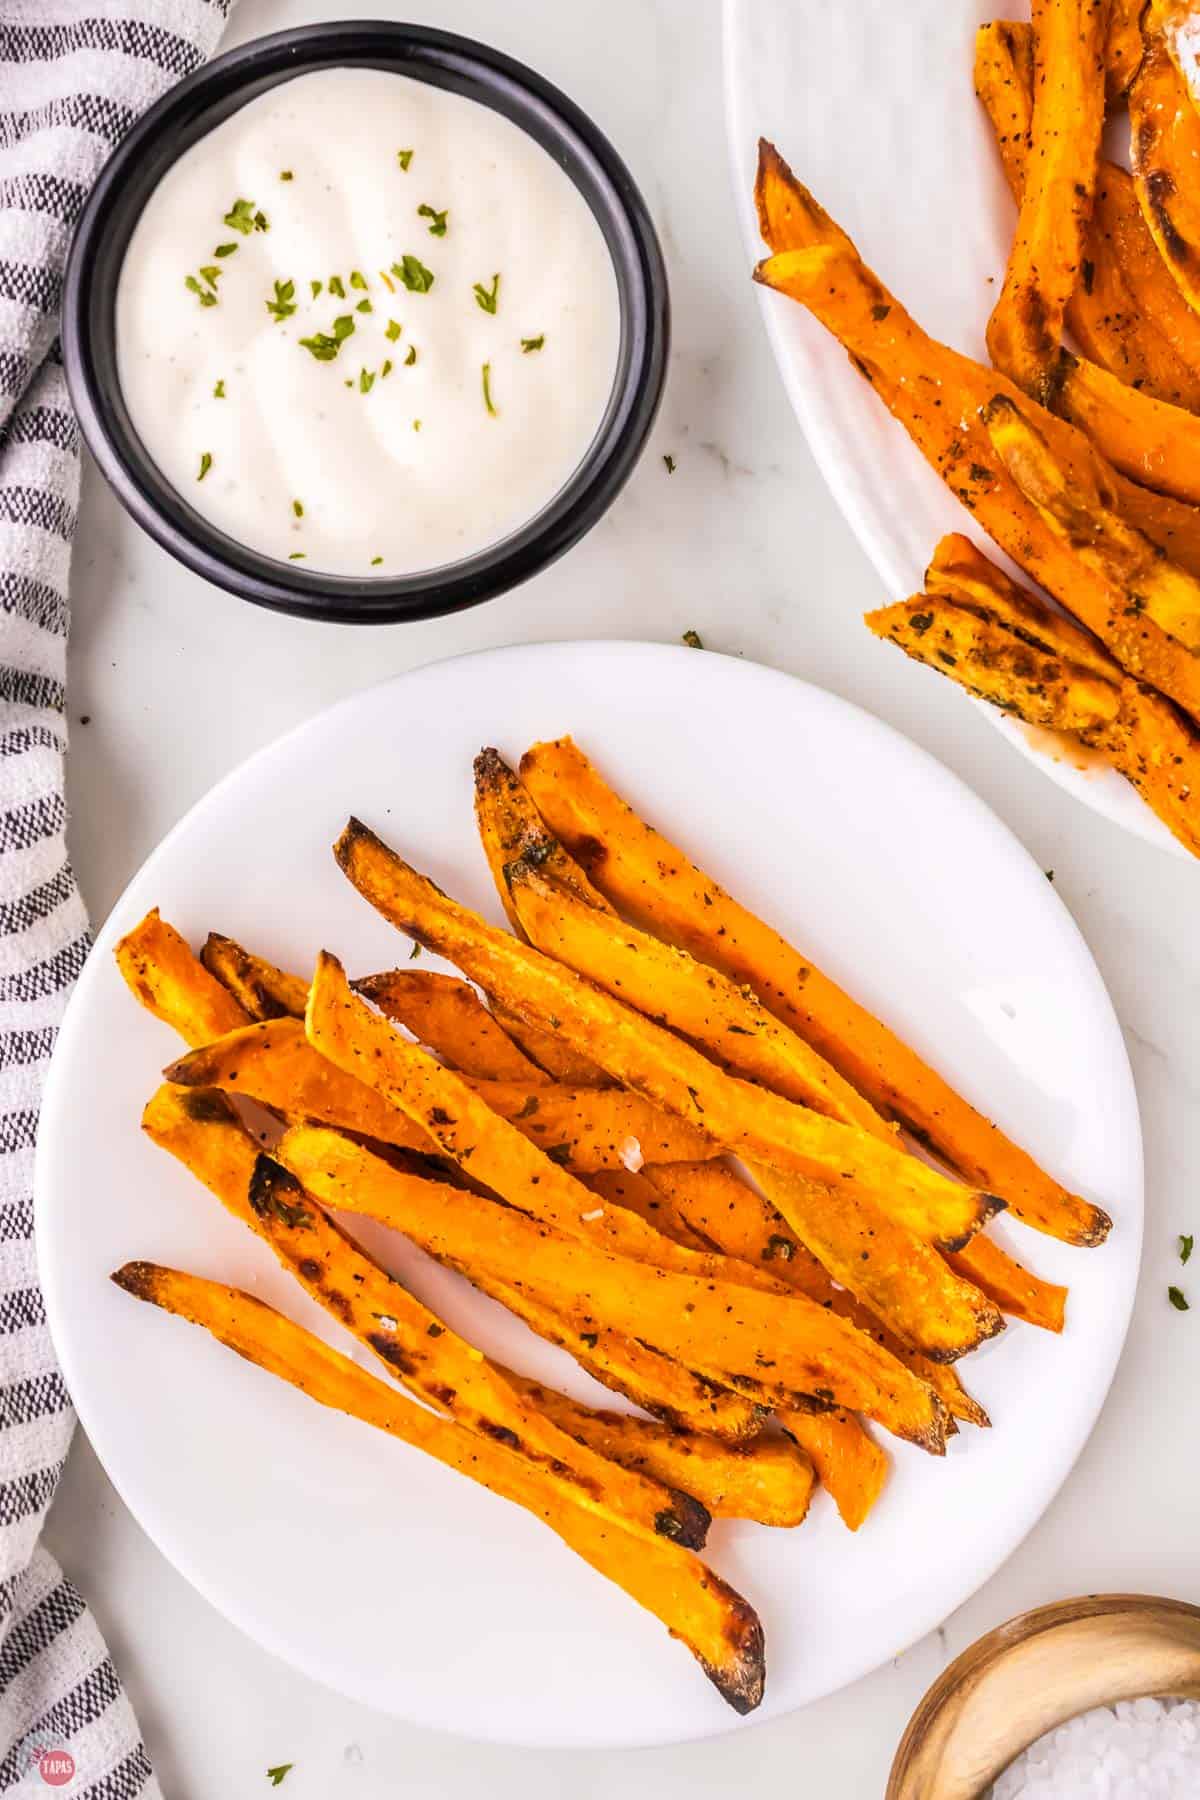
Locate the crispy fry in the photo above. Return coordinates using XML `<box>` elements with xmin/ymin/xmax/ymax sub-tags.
<box><xmin>1131</xmin><ymin>17</ymin><xmax>1200</xmax><ymax>315</ymax></box>
<box><xmin>1055</xmin><ymin>353</ymin><xmax>1200</xmax><ymax>506</ymax></box>
<box><xmin>644</xmin><ymin>1161</ymin><xmax>991</xmax><ymax>1427</ymax></box>
<box><xmin>588</xmin><ymin>1166</ymin><xmax>719</xmax><ymax>1254</ymax></box>
<box><xmin>357</xmin><ymin>969</ymin><xmax>550</xmax><ymax>1083</ymax></box>
<box><xmin>143</xmin><ymin>1084</ymin><xmax>709</xmax><ymax>1550</ymax></box>
<box><xmin>873</xmin><ymin>535</ymin><xmax>1200</xmax><ymax>859</ymax></box>
<box><xmin>519</xmin><ymin>735</ymin><xmax>1110</xmax><ymax>1247</ymax></box>
<box><xmin>985</xmin><ymin>0</ymin><xmax>1109</xmax><ymax>401</ymax></box>
<box><xmin>357</xmin><ymin>965</ymin><xmax>764</xmax><ymax>1438</ymax></box>
<box><xmin>874</xmin><ymin>590</ymin><xmax>1120</xmax><ymax>733</ymax></box>
<box><xmin>486</xmin><ymin>1002</ymin><xmax>615</xmax><ymax>1086</ymax></box>
<box><xmin>474</xmin><ymin>745</ymin><xmax>614</xmax><ymax>934</ymax></box>
<box><xmin>200</xmin><ymin>933</ymin><xmax>309</xmax><ymax>1021</ymax></box>
<box><xmin>757</xmin><ymin>234</ymin><xmax>1200</xmax><ymax>722</ymax></box>
<box><xmin>116</xmin><ymin>910</ymin><xmax>249</xmax><ymax>1046</ymax></box>
<box><xmin>948</xmin><ymin>1233</ymin><xmax>1068</xmax><ymax>1333</ymax></box>
<box><xmin>778</xmin><ymin>1407</ymin><xmax>887</xmax><ymax>1532</ymax></box>
<box><xmin>976</xmin><ymin>21</ymin><xmax>1200</xmax><ymax>409</ymax></box>
<box><xmin>278</xmin><ymin>1117</ymin><xmax>949</xmax><ymax>1452</ymax></box>
<box><xmin>924</xmin><ymin>533</ymin><xmax>1119</xmax><ymax>676</ymax></box>
<box><xmin>505</xmin><ymin>857</ymin><xmax>890</xmax><ymax>1139</ymax></box>
<box><xmin>751</xmin><ymin>141</ymin><xmax>1200</xmax><ymax>719</ymax></box>
<box><xmin>1106</xmin><ymin>0</ymin><xmax>1146</xmax><ymax>96</ymax></box>
<box><xmin>334</xmin><ymin>824</ymin><xmax>1001</xmax><ymax>1251</ymax></box>
<box><xmin>165</xmin><ymin>1017</ymin><xmax>713</xmax><ymax>1175</ymax></box>
<box><xmin>982</xmin><ymin>392</ymin><xmax>1200</xmax><ymax>654</ymax></box>
<box><xmin>503</xmin><ymin>1374</ymin><xmax>814</xmax><ymax>1528</ymax></box>
<box><xmin>112</xmin><ymin>1260</ymin><xmax>763</xmax><ymax>1712</ymax></box>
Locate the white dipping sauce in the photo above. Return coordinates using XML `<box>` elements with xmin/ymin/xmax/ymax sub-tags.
<box><xmin>116</xmin><ymin>68</ymin><xmax>622</xmax><ymax>577</ymax></box>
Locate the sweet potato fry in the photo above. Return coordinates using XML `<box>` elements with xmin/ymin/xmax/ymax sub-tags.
<box><xmin>985</xmin><ymin>0</ymin><xmax>1109</xmax><ymax>400</ymax></box>
<box><xmin>873</xmin><ymin>534</ymin><xmax>1200</xmax><ymax>859</ymax></box>
<box><xmin>334</xmin><ymin>825</ymin><xmax>1002</xmax><ymax>1251</ymax></box>
<box><xmin>166</xmin><ymin>1017</ymin><xmax>712</xmax><ymax>1176</ymax></box>
<box><xmin>976</xmin><ymin>20</ymin><xmax>1200</xmax><ymax>409</ymax></box>
<box><xmin>948</xmin><ymin>1232</ymin><xmax>1068</xmax><ymax>1333</ymax></box>
<box><xmin>111</xmin><ymin>1260</ymin><xmax>763</xmax><ymax>1712</ymax></box>
<box><xmin>484</xmin><ymin>1004</ymin><xmax>614</xmax><ymax>1086</ymax></box>
<box><xmin>1131</xmin><ymin>17</ymin><xmax>1200</xmax><ymax>315</ymax></box>
<box><xmin>504</xmin><ymin>857</ymin><xmax>890</xmax><ymax>1140</ymax></box>
<box><xmin>982</xmin><ymin>392</ymin><xmax>1200</xmax><ymax>654</ymax></box>
<box><xmin>503</xmin><ymin>1374</ymin><xmax>814</xmax><ymax>1528</ymax></box>
<box><xmin>755</xmin><ymin>235</ymin><xmax>1200</xmax><ymax>722</ymax></box>
<box><xmin>750</xmin><ymin>140</ymin><xmax>1200</xmax><ymax>718</ymax></box>
<box><xmin>277</xmin><ymin>1118</ymin><xmax>949</xmax><ymax>1451</ymax></box>
<box><xmin>474</xmin><ymin>745</ymin><xmax>614</xmax><ymax>934</ymax></box>
<box><xmin>201</xmin><ymin>933</ymin><xmax>309</xmax><ymax>1021</ymax></box>
<box><xmin>357</xmin><ymin>969</ymin><xmax>550</xmax><ymax>1083</ymax></box>
<box><xmin>1054</xmin><ymin>353</ymin><xmax>1200</xmax><ymax>505</ymax></box>
<box><xmin>643</xmin><ymin>1161</ymin><xmax>991</xmax><ymax>1427</ymax></box>
<box><xmin>865</xmin><ymin>592</ymin><xmax>1120</xmax><ymax>733</ymax></box>
<box><xmin>144</xmin><ymin>1084</ymin><xmax>709</xmax><ymax>1550</ymax></box>
<box><xmin>519</xmin><ymin>736</ymin><xmax>1110</xmax><ymax>1247</ymax></box>
<box><xmin>1106</xmin><ymin>0</ymin><xmax>1146</xmax><ymax>96</ymax></box>
<box><xmin>116</xmin><ymin>910</ymin><xmax>249</xmax><ymax>1046</ymax></box>
<box><xmin>778</xmin><ymin>1407</ymin><xmax>887</xmax><ymax>1532</ymax></box>
<box><xmin>478</xmin><ymin>1272</ymin><xmax>767</xmax><ymax>1443</ymax></box>
<box><xmin>588</xmin><ymin>1167</ymin><xmax>719</xmax><ymax>1255</ymax></box>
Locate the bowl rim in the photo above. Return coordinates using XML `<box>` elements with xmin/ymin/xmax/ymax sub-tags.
<box><xmin>887</xmin><ymin>1593</ymin><xmax>1200</xmax><ymax>1800</ymax></box>
<box><xmin>61</xmin><ymin>19</ymin><xmax>669</xmax><ymax>625</ymax></box>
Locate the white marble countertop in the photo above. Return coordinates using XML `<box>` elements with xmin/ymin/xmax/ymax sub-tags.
<box><xmin>44</xmin><ymin>0</ymin><xmax>1200</xmax><ymax>1793</ymax></box>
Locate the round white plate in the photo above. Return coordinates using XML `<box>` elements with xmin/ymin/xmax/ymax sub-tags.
<box><xmin>37</xmin><ymin>641</ymin><xmax>1141</xmax><ymax>1747</ymax></box>
<box><xmin>723</xmin><ymin>0</ymin><xmax>1185</xmax><ymax>859</ymax></box>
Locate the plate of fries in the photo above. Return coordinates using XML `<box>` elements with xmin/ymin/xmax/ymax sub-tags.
<box><xmin>36</xmin><ymin>641</ymin><xmax>1141</xmax><ymax>1743</ymax></box>
<box><xmin>726</xmin><ymin>0</ymin><xmax>1200</xmax><ymax>860</ymax></box>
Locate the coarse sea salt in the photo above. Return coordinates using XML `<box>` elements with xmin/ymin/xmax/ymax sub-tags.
<box><xmin>989</xmin><ymin>1696</ymin><xmax>1200</xmax><ymax>1798</ymax></box>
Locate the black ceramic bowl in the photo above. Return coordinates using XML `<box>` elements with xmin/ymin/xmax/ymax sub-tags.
<box><xmin>62</xmin><ymin>22</ymin><xmax>669</xmax><ymax>624</ymax></box>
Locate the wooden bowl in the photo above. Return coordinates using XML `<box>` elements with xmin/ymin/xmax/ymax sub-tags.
<box><xmin>886</xmin><ymin>1595</ymin><xmax>1200</xmax><ymax>1799</ymax></box>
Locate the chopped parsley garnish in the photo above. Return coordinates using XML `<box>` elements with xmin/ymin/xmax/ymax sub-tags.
<box><xmin>409</xmin><ymin>941</ymin><xmax>421</xmax><ymax>960</ymax></box>
<box><xmin>360</xmin><ymin>368</ymin><xmax>376</xmax><ymax>394</ymax></box>
<box><xmin>288</xmin><ymin>551</ymin><xmax>306</xmax><ymax>561</ymax></box>
<box><xmin>223</xmin><ymin>197</ymin><xmax>267</xmax><ymax>235</ymax></box>
<box><xmin>355</xmin><ymin>297</ymin><xmax>373</xmax><ymax>314</ymax></box>
<box><xmin>473</xmin><ymin>272</ymin><xmax>501</xmax><ymax>314</ymax></box>
<box><xmin>200</xmin><ymin>266</ymin><xmax>222</xmax><ymax>290</ymax></box>
<box><xmin>682</xmin><ymin>628</ymin><xmax>704</xmax><ymax>649</ymax></box>
<box><xmin>292</xmin><ymin>499</ymin><xmax>303</xmax><ymax>518</ymax></box>
<box><xmin>310</xmin><ymin>279</ymin><xmax>323</xmax><ymax>299</ymax></box>
<box><xmin>298</xmin><ymin>314</ymin><xmax>356</xmax><ymax>361</ymax></box>
<box><xmin>214</xmin><ymin>242</ymin><xmax>238</xmax><ymax>258</ymax></box>
<box><xmin>521</xmin><ymin>334</ymin><xmax>545</xmax><ymax>353</ymax></box>
<box><xmin>213</xmin><ymin>379</ymin><xmax>225</xmax><ymax>398</ymax></box>
<box><xmin>404</xmin><ymin>344</ymin><xmax>417</xmax><ymax>365</ymax></box>
<box><xmin>197</xmin><ymin>452</ymin><xmax>212</xmax><ymax>481</ymax></box>
<box><xmin>397</xmin><ymin>148</ymin><xmax>414</xmax><ymax>170</ymax></box>
<box><xmin>328</xmin><ymin>275</ymin><xmax>346</xmax><ymax>298</ymax></box>
<box><xmin>266</xmin><ymin>278</ymin><xmax>297</xmax><ymax>322</ymax></box>
<box><xmin>663</xmin><ymin>453</ymin><xmax>677</xmax><ymax>474</ymax></box>
<box><xmin>381</xmin><ymin>359</ymin><xmax>393</xmax><ymax>378</ymax></box>
<box><xmin>1169</xmin><ymin>1285</ymin><xmax>1190</xmax><ymax>1311</ymax></box>
<box><xmin>385</xmin><ymin>319</ymin><xmax>402</xmax><ymax>342</ymax></box>
<box><xmin>418</xmin><ymin>203</ymin><xmax>448</xmax><ymax>237</ymax></box>
<box><xmin>349</xmin><ymin>271</ymin><xmax>368</xmax><ymax>290</ymax></box>
<box><xmin>379</xmin><ymin>269</ymin><xmax>396</xmax><ymax>293</ymax></box>
<box><xmin>185</xmin><ymin>275</ymin><xmax>217</xmax><ymax>308</ymax></box>
<box><xmin>413</xmin><ymin>419</ymin><xmax>422</xmax><ymax>431</ymax></box>
<box><xmin>1182</xmin><ymin>1234</ymin><xmax>1195</xmax><ymax>1265</ymax></box>
<box><xmin>481</xmin><ymin>361</ymin><xmax>497</xmax><ymax>416</ymax></box>
<box><xmin>370</xmin><ymin>555</ymin><xmax>383</xmax><ymax>566</ymax></box>
<box><xmin>393</xmin><ymin>254</ymin><xmax>435</xmax><ymax>294</ymax></box>
<box><xmin>279</xmin><ymin>170</ymin><xmax>294</xmax><ymax>182</ymax></box>
<box><xmin>266</xmin><ymin>1766</ymin><xmax>294</xmax><ymax>1786</ymax></box>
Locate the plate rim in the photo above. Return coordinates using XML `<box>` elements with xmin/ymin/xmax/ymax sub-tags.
<box><xmin>37</xmin><ymin>637</ymin><xmax>1145</xmax><ymax>1746</ymax></box>
<box><xmin>719</xmin><ymin>0</ymin><xmax>1188</xmax><ymax>864</ymax></box>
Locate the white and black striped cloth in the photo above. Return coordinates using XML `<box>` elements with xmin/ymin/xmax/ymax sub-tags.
<box><xmin>1</xmin><ymin>5</ymin><xmax>228</xmax><ymax>1790</ymax></box>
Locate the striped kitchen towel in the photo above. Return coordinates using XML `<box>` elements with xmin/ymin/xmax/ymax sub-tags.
<box><xmin>0</xmin><ymin>5</ymin><xmax>229</xmax><ymax>1791</ymax></box>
